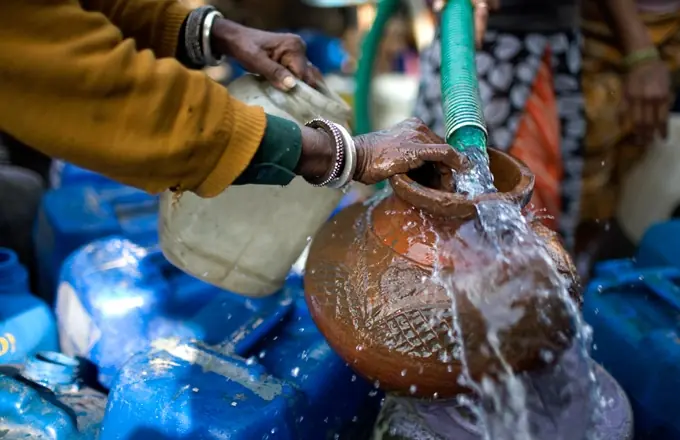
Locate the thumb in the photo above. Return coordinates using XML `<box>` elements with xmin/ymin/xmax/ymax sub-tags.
<box><xmin>248</xmin><ymin>52</ymin><xmax>297</xmax><ymax>91</ymax></box>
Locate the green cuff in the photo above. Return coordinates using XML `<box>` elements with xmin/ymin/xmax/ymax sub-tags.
<box><xmin>234</xmin><ymin>114</ymin><xmax>302</xmax><ymax>186</ymax></box>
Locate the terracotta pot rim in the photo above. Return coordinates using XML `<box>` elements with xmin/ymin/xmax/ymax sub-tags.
<box><xmin>388</xmin><ymin>148</ymin><xmax>535</xmax><ymax>218</ymax></box>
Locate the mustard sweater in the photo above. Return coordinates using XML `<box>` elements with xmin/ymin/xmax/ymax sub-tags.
<box><xmin>0</xmin><ymin>0</ymin><xmax>275</xmax><ymax>197</ymax></box>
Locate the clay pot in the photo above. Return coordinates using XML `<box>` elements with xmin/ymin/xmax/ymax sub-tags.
<box><xmin>304</xmin><ymin>149</ymin><xmax>580</xmax><ymax>399</ymax></box>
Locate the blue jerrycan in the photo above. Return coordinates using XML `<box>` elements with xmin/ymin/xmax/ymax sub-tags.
<box><xmin>0</xmin><ymin>351</ymin><xmax>108</xmax><ymax>439</ymax></box>
<box><xmin>50</xmin><ymin>160</ymin><xmax>117</xmax><ymax>189</ymax></box>
<box><xmin>584</xmin><ymin>258</ymin><xmax>680</xmax><ymax>439</ymax></box>
<box><xmin>56</xmin><ymin>236</ymin><xmax>291</xmax><ymax>389</ymax></box>
<box><xmin>100</xmin><ymin>275</ymin><xmax>380</xmax><ymax>440</ymax></box>
<box><xmin>0</xmin><ymin>247</ymin><xmax>58</xmax><ymax>364</ymax></box>
<box><xmin>34</xmin><ymin>183</ymin><xmax>158</xmax><ymax>302</ymax></box>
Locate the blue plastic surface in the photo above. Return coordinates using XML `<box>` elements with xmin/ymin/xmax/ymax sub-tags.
<box><xmin>636</xmin><ymin>220</ymin><xmax>680</xmax><ymax>269</ymax></box>
<box><xmin>0</xmin><ymin>248</ymin><xmax>58</xmax><ymax>364</ymax></box>
<box><xmin>584</xmin><ymin>258</ymin><xmax>680</xmax><ymax>439</ymax></box>
<box><xmin>34</xmin><ymin>183</ymin><xmax>158</xmax><ymax>302</ymax></box>
<box><xmin>100</xmin><ymin>274</ymin><xmax>379</xmax><ymax>440</ymax></box>
<box><xmin>56</xmin><ymin>237</ymin><xmax>293</xmax><ymax>389</ymax></box>
<box><xmin>0</xmin><ymin>352</ymin><xmax>107</xmax><ymax>439</ymax></box>
<box><xmin>50</xmin><ymin>161</ymin><xmax>117</xmax><ymax>189</ymax></box>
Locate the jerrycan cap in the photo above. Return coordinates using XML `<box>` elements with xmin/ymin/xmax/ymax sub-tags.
<box><xmin>22</xmin><ymin>352</ymin><xmax>82</xmax><ymax>392</ymax></box>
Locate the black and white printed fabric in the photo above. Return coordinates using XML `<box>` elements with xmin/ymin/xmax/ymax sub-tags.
<box><xmin>414</xmin><ymin>30</ymin><xmax>584</xmax><ymax>247</ymax></box>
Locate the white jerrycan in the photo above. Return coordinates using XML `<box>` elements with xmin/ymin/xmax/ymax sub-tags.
<box><xmin>159</xmin><ymin>75</ymin><xmax>352</xmax><ymax>297</ymax></box>
<box><xmin>617</xmin><ymin>114</ymin><xmax>680</xmax><ymax>244</ymax></box>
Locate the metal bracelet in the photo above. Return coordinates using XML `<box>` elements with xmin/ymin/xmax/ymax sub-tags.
<box><xmin>304</xmin><ymin>118</ymin><xmax>345</xmax><ymax>187</ymax></box>
<box><xmin>185</xmin><ymin>6</ymin><xmax>216</xmax><ymax>66</ymax></box>
<box><xmin>327</xmin><ymin>123</ymin><xmax>356</xmax><ymax>190</ymax></box>
<box><xmin>202</xmin><ymin>10</ymin><xmax>224</xmax><ymax>66</ymax></box>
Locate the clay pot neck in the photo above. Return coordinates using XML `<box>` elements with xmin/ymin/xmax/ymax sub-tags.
<box><xmin>389</xmin><ymin>149</ymin><xmax>535</xmax><ymax>219</ymax></box>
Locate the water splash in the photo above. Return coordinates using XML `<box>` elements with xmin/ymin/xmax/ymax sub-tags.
<box><xmin>421</xmin><ymin>160</ymin><xmax>601</xmax><ymax>440</ymax></box>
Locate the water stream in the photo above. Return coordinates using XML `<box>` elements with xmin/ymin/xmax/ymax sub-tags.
<box><xmin>358</xmin><ymin>150</ymin><xmax>603</xmax><ymax>439</ymax></box>
<box><xmin>427</xmin><ymin>152</ymin><xmax>601</xmax><ymax>440</ymax></box>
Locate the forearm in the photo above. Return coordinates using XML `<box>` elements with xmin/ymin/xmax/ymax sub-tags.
<box><xmin>0</xmin><ymin>0</ymin><xmax>264</xmax><ymax>197</ymax></box>
<box><xmin>81</xmin><ymin>0</ymin><xmax>190</xmax><ymax>58</ymax></box>
<box><xmin>601</xmin><ymin>0</ymin><xmax>654</xmax><ymax>53</ymax></box>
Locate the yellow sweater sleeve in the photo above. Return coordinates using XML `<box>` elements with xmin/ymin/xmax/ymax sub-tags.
<box><xmin>0</xmin><ymin>0</ymin><xmax>265</xmax><ymax>197</ymax></box>
<box><xmin>80</xmin><ymin>0</ymin><xmax>190</xmax><ymax>58</ymax></box>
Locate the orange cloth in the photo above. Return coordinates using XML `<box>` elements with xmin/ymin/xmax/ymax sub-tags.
<box><xmin>0</xmin><ymin>0</ymin><xmax>266</xmax><ymax>197</ymax></box>
<box><xmin>510</xmin><ymin>50</ymin><xmax>563</xmax><ymax>231</ymax></box>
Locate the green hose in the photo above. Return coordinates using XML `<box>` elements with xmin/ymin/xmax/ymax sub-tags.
<box><xmin>354</xmin><ymin>0</ymin><xmax>490</xmax><ymax>190</ymax></box>
<box><xmin>354</xmin><ymin>0</ymin><xmax>401</xmax><ymax>135</ymax></box>
<box><xmin>439</xmin><ymin>0</ymin><xmax>487</xmax><ymax>155</ymax></box>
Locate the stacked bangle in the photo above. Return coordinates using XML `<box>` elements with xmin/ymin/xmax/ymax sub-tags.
<box><xmin>623</xmin><ymin>47</ymin><xmax>660</xmax><ymax>71</ymax></box>
<box><xmin>304</xmin><ymin>119</ymin><xmax>357</xmax><ymax>189</ymax></box>
<box><xmin>185</xmin><ymin>6</ymin><xmax>224</xmax><ymax>67</ymax></box>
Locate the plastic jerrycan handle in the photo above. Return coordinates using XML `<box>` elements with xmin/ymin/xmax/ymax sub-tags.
<box><xmin>593</xmin><ymin>261</ymin><xmax>680</xmax><ymax>313</ymax></box>
<box><xmin>141</xmin><ymin>249</ymin><xmax>296</xmax><ymax>356</ymax></box>
<box><xmin>140</xmin><ymin>249</ymin><xmax>219</xmax><ymax>306</ymax></box>
<box><xmin>105</xmin><ymin>186</ymin><xmax>159</xmax><ymax>241</ymax></box>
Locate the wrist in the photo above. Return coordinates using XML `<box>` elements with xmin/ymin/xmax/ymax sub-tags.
<box><xmin>352</xmin><ymin>135</ymin><xmax>368</xmax><ymax>181</ymax></box>
<box><xmin>210</xmin><ymin>18</ymin><xmax>241</xmax><ymax>58</ymax></box>
<box><xmin>623</xmin><ymin>46</ymin><xmax>660</xmax><ymax>71</ymax></box>
<box><xmin>296</xmin><ymin>126</ymin><xmax>334</xmax><ymax>182</ymax></box>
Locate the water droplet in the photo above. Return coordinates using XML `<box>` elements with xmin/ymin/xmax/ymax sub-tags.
<box><xmin>271</xmin><ymin>428</ymin><xmax>277</xmax><ymax>434</ymax></box>
<box><xmin>350</xmin><ymin>375</ymin><xmax>357</xmax><ymax>382</ymax></box>
<box><xmin>231</xmin><ymin>401</ymin><xmax>238</xmax><ymax>407</ymax></box>
<box><xmin>291</xmin><ymin>367</ymin><xmax>300</xmax><ymax>377</ymax></box>
<box><xmin>373</xmin><ymin>380</ymin><xmax>380</xmax><ymax>389</ymax></box>
<box><xmin>409</xmin><ymin>385</ymin><xmax>417</xmax><ymax>394</ymax></box>
<box><xmin>258</xmin><ymin>350</ymin><xmax>266</xmax><ymax>359</ymax></box>
<box><xmin>401</xmin><ymin>369</ymin><xmax>407</xmax><ymax>377</ymax></box>
<box><xmin>191</xmin><ymin>387</ymin><xmax>199</xmax><ymax>392</ymax></box>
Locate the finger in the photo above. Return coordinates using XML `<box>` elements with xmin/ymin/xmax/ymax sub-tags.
<box><xmin>473</xmin><ymin>1</ymin><xmax>489</xmax><ymax>48</ymax></box>
<box><xmin>631</xmin><ymin>100</ymin><xmax>645</xmax><ymax>145</ymax></box>
<box><xmin>657</xmin><ymin>98</ymin><xmax>671</xmax><ymax>140</ymax></box>
<box><xmin>641</xmin><ymin>99</ymin><xmax>656</xmax><ymax>145</ymax></box>
<box><xmin>246</xmin><ymin>52</ymin><xmax>297</xmax><ymax>91</ymax></box>
<box><xmin>280</xmin><ymin>51</ymin><xmax>309</xmax><ymax>84</ymax></box>
<box><xmin>409</xmin><ymin>144</ymin><xmax>471</xmax><ymax>172</ymax></box>
<box><xmin>272</xmin><ymin>34</ymin><xmax>307</xmax><ymax>78</ymax></box>
<box><xmin>304</xmin><ymin>63</ymin><xmax>323</xmax><ymax>88</ymax></box>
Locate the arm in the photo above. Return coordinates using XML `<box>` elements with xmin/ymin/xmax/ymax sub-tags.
<box><xmin>80</xmin><ymin>0</ymin><xmax>190</xmax><ymax>58</ymax></box>
<box><xmin>600</xmin><ymin>0</ymin><xmax>654</xmax><ymax>54</ymax></box>
<box><xmin>0</xmin><ymin>0</ymin><xmax>265</xmax><ymax>197</ymax></box>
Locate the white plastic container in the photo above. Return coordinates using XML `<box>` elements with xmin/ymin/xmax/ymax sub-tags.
<box><xmin>159</xmin><ymin>75</ymin><xmax>352</xmax><ymax>297</ymax></box>
<box><xmin>617</xmin><ymin>114</ymin><xmax>680</xmax><ymax>243</ymax></box>
<box><xmin>371</xmin><ymin>73</ymin><xmax>419</xmax><ymax>130</ymax></box>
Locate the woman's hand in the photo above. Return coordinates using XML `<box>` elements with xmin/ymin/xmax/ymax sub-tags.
<box><xmin>297</xmin><ymin>118</ymin><xmax>470</xmax><ymax>186</ymax></box>
<box><xmin>471</xmin><ymin>0</ymin><xmax>500</xmax><ymax>48</ymax></box>
<box><xmin>211</xmin><ymin>18</ymin><xmax>321</xmax><ymax>91</ymax></box>
<box><xmin>623</xmin><ymin>59</ymin><xmax>671</xmax><ymax>145</ymax></box>
<box><xmin>353</xmin><ymin>118</ymin><xmax>470</xmax><ymax>185</ymax></box>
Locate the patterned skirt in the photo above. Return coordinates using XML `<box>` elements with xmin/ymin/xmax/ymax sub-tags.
<box><xmin>414</xmin><ymin>29</ymin><xmax>584</xmax><ymax>248</ymax></box>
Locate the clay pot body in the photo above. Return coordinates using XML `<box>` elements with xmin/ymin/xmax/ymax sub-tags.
<box><xmin>304</xmin><ymin>149</ymin><xmax>580</xmax><ymax>399</ymax></box>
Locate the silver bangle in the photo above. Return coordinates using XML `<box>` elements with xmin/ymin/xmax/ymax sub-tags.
<box><xmin>304</xmin><ymin>118</ymin><xmax>345</xmax><ymax>187</ymax></box>
<box><xmin>185</xmin><ymin>6</ymin><xmax>214</xmax><ymax>66</ymax></box>
<box><xmin>327</xmin><ymin>123</ymin><xmax>356</xmax><ymax>189</ymax></box>
<box><xmin>202</xmin><ymin>11</ymin><xmax>224</xmax><ymax>66</ymax></box>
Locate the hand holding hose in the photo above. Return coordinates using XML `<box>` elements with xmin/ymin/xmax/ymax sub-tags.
<box><xmin>296</xmin><ymin>118</ymin><xmax>470</xmax><ymax>186</ymax></box>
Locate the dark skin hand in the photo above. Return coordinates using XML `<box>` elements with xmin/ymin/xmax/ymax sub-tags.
<box><xmin>211</xmin><ymin>18</ymin><xmax>322</xmax><ymax>91</ymax></box>
<box><xmin>296</xmin><ymin>118</ymin><xmax>471</xmax><ymax>185</ymax></box>
<box><xmin>624</xmin><ymin>60</ymin><xmax>671</xmax><ymax>145</ymax></box>
<box><xmin>602</xmin><ymin>0</ymin><xmax>671</xmax><ymax>145</ymax></box>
